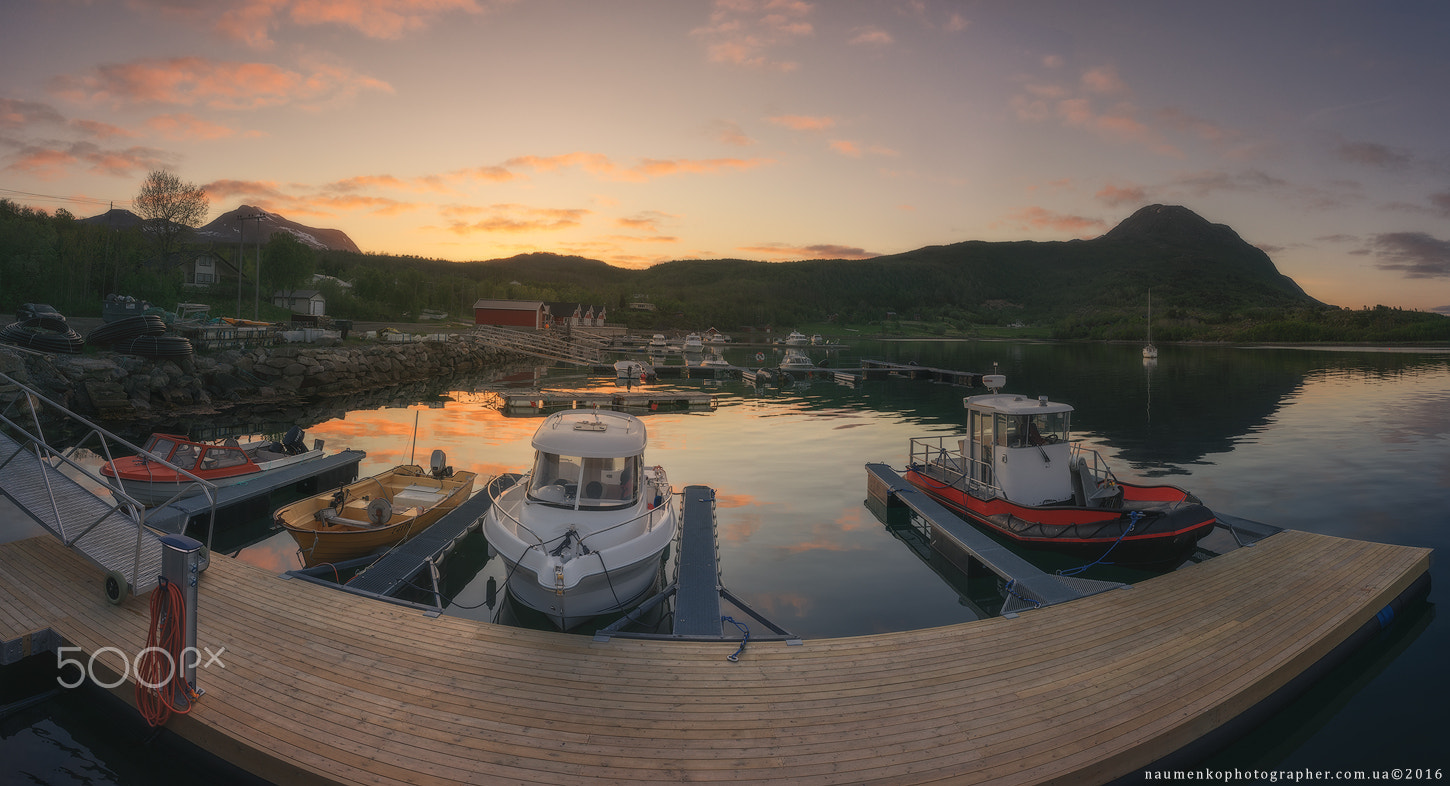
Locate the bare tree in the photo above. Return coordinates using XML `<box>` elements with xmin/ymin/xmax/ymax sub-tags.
<box><xmin>134</xmin><ymin>170</ymin><xmax>208</xmax><ymax>263</ymax></box>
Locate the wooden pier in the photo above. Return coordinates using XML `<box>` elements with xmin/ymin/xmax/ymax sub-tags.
<box><xmin>500</xmin><ymin>389</ymin><xmax>717</xmax><ymax>413</ymax></box>
<box><xmin>0</xmin><ymin>516</ymin><xmax>1429</xmax><ymax>783</ymax></box>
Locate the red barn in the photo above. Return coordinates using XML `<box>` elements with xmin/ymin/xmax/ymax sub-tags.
<box><xmin>473</xmin><ymin>299</ymin><xmax>545</xmax><ymax>329</ymax></box>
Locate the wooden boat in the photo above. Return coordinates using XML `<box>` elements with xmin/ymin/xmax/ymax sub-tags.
<box><xmin>100</xmin><ymin>428</ymin><xmax>325</xmax><ymax>506</ymax></box>
<box><xmin>274</xmin><ymin>453</ymin><xmax>476</xmax><ymax>566</ymax></box>
<box><xmin>904</xmin><ymin>375</ymin><xmax>1215</xmax><ymax>568</ymax></box>
<box><xmin>482</xmin><ymin>410</ymin><xmax>677</xmax><ymax>629</ymax></box>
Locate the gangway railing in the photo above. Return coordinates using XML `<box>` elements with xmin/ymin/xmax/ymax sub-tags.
<box><xmin>0</xmin><ymin>370</ymin><xmax>216</xmax><ymax>603</ymax></box>
<box><xmin>471</xmin><ymin>325</ymin><xmax>605</xmax><ymax>366</ymax></box>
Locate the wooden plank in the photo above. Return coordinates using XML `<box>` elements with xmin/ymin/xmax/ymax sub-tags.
<box><xmin>0</xmin><ymin>529</ymin><xmax>1429</xmax><ymax>785</ymax></box>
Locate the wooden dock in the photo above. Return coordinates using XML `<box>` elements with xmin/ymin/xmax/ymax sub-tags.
<box><xmin>500</xmin><ymin>389</ymin><xmax>717</xmax><ymax>412</ymax></box>
<box><xmin>0</xmin><ymin>520</ymin><xmax>1429</xmax><ymax>783</ymax></box>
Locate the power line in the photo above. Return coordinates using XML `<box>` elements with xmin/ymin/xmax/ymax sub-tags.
<box><xmin>0</xmin><ymin>187</ymin><xmax>132</xmax><ymax>211</ymax></box>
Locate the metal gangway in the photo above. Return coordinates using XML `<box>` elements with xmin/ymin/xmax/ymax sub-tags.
<box><xmin>471</xmin><ymin>324</ymin><xmax>607</xmax><ymax>366</ymax></box>
<box><xmin>0</xmin><ymin>370</ymin><xmax>215</xmax><ymax>604</ymax></box>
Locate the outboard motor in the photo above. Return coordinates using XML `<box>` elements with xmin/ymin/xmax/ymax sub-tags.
<box><xmin>282</xmin><ymin>426</ymin><xmax>307</xmax><ymax>455</ymax></box>
<box><xmin>430</xmin><ymin>449</ymin><xmax>453</xmax><ymax>479</ymax></box>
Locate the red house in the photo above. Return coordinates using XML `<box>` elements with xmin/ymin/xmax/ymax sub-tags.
<box><xmin>473</xmin><ymin>299</ymin><xmax>546</xmax><ymax>329</ymax></box>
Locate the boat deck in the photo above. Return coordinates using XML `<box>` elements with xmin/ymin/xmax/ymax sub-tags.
<box><xmin>0</xmin><ymin>525</ymin><xmax>1429</xmax><ymax>784</ymax></box>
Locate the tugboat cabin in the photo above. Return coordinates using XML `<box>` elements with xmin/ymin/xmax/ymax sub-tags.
<box><xmin>960</xmin><ymin>391</ymin><xmax>1074</xmax><ymax>507</ymax></box>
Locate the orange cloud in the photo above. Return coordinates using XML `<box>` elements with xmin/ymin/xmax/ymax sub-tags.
<box><xmin>505</xmin><ymin>152</ymin><xmax>771</xmax><ymax>183</ymax></box>
<box><xmin>769</xmin><ymin>114</ymin><xmax>835</xmax><ymax>131</ymax></box>
<box><xmin>445</xmin><ymin>204</ymin><xmax>589</xmax><ymax>234</ymax></box>
<box><xmin>692</xmin><ymin>0</ymin><xmax>814</xmax><ymax>72</ymax></box>
<box><xmin>135</xmin><ymin>0</ymin><xmax>501</xmax><ymax>49</ymax></box>
<box><xmin>998</xmin><ymin>206</ymin><xmax>1108</xmax><ymax>237</ymax></box>
<box><xmin>146</xmin><ymin>113</ymin><xmax>238</xmax><ymax>141</ymax></box>
<box><xmin>8</xmin><ymin>142</ymin><xmax>168</xmax><ymax>179</ymax></box>
<box><xmin>736</xmin><ymin>242</ymin><xmax>877</xmax><ymax>261</ymax></box>
<box><xmin>1096</xmin><ymin>183</ymin><xmax>1148</xmax><ymax>207</ymax></box>
<box><xmin>51</xmin><ymin>57</ymin><xmax>392</xmax><ymax>111</ymax></box>
<box><xmin>848</xmin><ymin>27</ymin><xmax>893</xmax><ymax>47</ymax></box>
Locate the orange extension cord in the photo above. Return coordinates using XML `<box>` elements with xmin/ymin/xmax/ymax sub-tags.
<box><xmin>135</xmin><ymin>577</ymin><xmax>199</xmax><ymax>727</ymax></box>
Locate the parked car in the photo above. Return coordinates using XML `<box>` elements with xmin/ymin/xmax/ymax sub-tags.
<box><xmin>15</xmin><ymin>303</ymin><xmax>65</xmax><ymax>322</ymax></box>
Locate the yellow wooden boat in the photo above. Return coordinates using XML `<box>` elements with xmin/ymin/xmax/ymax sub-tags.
<box><xmin>275</xmin><ymin>455</ymin><xmax>476</xmax><ymax>566</ymax></box>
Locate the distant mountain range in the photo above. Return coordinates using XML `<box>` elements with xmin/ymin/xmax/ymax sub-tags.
<box><xmin>81</xmin><ymin>204</ymin><xmax>361</xmax><ymax>253</ymax></box>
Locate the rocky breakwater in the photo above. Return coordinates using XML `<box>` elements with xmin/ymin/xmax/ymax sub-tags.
<box><xmin>0</xmin><ymin>334</ymin><xmax>526</xmax><ymax>422</ymax></box>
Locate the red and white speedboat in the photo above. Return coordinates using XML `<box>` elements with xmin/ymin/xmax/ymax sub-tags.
<box><xmin>101</xmin><ymin>428</ymin><xmax>325</xmax><ymax>506</ymax></box>
<box><xmin>904</xmin><ymin>375</ymin><xmax>1215</xmax><ymax>568</ymax></box>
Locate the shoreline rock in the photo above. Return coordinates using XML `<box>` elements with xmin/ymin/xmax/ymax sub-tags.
<box><xmin>1</xmin><ymin>335</ymin><xmax>528</xmax><ymax>423</ymax></box>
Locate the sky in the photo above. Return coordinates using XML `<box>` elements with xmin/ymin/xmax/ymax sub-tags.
<box><xmin>3</xmin><ymin>1</ymin><xmax>1450</xmax><ymax>314</ymax></box>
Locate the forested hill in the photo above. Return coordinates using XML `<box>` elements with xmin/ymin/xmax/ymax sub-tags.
<box><xmin>459</xmin><ymin>205</ymin><xmax>1332</xmax><ymax>337</ymax></box>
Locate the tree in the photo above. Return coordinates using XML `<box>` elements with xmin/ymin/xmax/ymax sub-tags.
<box><xmin>263</xmin><ymin>232</ymin><xmax>316</xmax><ymax>293</ymax></box>
<box><xmin>134</xmin><ymin>170</ymin><xmax>208</xmax><ymax>263</ymax></box>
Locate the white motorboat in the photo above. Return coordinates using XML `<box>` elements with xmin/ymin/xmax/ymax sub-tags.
<box><xmin>784</xmin><ymin>330</ymin><xmax>808</xmax><ymax>345</ymax></box>
<box><xmin>482</xmin><ymin>410</ymin><xmax>678</xmax><ymax>629</ymax></box>
<box><xmin>682</xmin><ymin>333</ymin><xmax>704</xmax><ymax>353</ymax></box>
<box><xmin>700</xmin><ymin>350</ymin><xmax>730</xmax><ymax>367</ymax></box>
<box><xmin>779</xmin><ymin>348</ymin><xmax>815</xmax><ymax>370</ymax></box>
<box><xmin>647</xmin><ymin>334</ymin><xmax>669</xmax><ymax>352</ymax></box>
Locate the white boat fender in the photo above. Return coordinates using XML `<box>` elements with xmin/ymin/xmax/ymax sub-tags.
<box><xmin>366</xmin><ymin>497</ymin><xmax>393</xmax><ymax>526</ymax></box>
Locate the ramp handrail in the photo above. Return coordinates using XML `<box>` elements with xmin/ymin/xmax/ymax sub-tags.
<box><xmin>0</xmin><ymin>371</ymin><xmax>218</xmax><ymax>565</ymax></box>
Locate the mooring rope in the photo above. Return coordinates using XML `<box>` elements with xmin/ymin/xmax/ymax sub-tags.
<box><xmin>1057</xmin><ymin>510</ymin><xmax>1142</xmax><ymax>577</ymax></box>
<box><xmin>723</xmin><ymin>615</ymin><xmax>750</xmax><ymax>662</ymax></box>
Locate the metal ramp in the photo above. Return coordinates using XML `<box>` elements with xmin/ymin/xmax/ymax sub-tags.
<box><xmin>865</xmin><ymin>463</ymin><xmax>1124</xmax><ymax>612</ymax></box>
<box><xmin>471</xmin><ymin>324</ymin><xmax>606</xmax><ymax>366</ymax></box>
<box><xmin>0</xmin><ymin>370</ymin><xmax>215</xmax><ymax>603</ymax></box>
<box><xmin>595</xmin><ymin>485</ymin><xmax>800</xmax><ymax>643</ymax></box>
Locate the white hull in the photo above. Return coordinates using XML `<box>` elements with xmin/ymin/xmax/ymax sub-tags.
<box><xmin>484</xmin><ymin>472</ymin><xmax>677</xmax><ymax>629</ymax></box>
<box><xmin>497</xmin><ymin>548</ymin><xmax>665</xmax><ymax>628</ymax></box>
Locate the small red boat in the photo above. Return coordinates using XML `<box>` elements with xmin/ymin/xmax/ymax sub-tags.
<box><xmin>904</xmin><ymin>375</ymin><xmax>1215</xmax><ymax>568</ymax></box>
<box><xmin>101</xmin><ymin>428</ymin><xmax>325</xmax><ymax>506</ymax></box>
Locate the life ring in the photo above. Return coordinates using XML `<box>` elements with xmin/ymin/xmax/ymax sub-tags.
<box><xmin>755</xmin><ymin>352</ymin><xmax>765</xmax><ymax>362</ymax></box>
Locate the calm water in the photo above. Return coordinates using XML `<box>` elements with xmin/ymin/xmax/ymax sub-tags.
<box><xmin>3</xmin><ymin>339</ymin><xmax>1446</xmax><ymax>781</ymax></box>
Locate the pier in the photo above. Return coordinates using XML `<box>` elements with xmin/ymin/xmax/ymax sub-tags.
<box><xmin>0</xmin><ymin>523</ymin><xmax>1428</xmax><ymax>783</ymax></box>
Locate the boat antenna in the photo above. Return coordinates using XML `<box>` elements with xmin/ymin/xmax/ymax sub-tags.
<box><xmin>409</xmin><ymin>410</ymin><xmax>419</xmax><ymax>465</ymax></box>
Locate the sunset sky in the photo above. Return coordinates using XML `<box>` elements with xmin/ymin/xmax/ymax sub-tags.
<box><xmin>3</xmin><ymin>1</ymin><xmax>1449</xmax><ymax>313</ymax></box>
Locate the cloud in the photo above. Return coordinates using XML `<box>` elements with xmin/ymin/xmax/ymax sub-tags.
<box><xmin>0</xmin><ymin>97</ymin><xmax>67</xmax><ymax>130</ymax></box>
<box><xmin>1366</xmin><ymin>232</ymin><xmax>1450</xmax><ymax>279</ymax></box>
<box><xmin>692</xmin><ymin>0</ymin><xmax>815</xmax><ymax>71</ymax></box>
<box><xmin>709</xmin><ymin>119</ymin><xmax>755</xmax><ymax>146</ymax></box>
<box><xmin>133</xmin><ymin>0</ymin><xmax>499</xmax><ymax>49</ymax></box>
<box><xmin>1157</xmin><ymin>107</ymin><xmax>1237</xmax><ymax>144</ymax></box>
<box><xmin>1080</xmin><ymin>66</ymin><xmax>1125</xmax><ymax>95</ymax></box>
<box><xmin>736</xmin><ymin>242</ymin><xmax>877</xmax><ymax>260</ymax></box>
<box><xmin>769</xmin><ymin>114</ymin><xmax>835</xmax><ymax>132</ymax></box>
<box><xmin>997</xmin><ymin>206</ymin><xmax>1108</xmax><ymax>237</ymax></box>
<box><xmin>1337</xmin><ymin>141</ymin><xmax>1412</xmax><ymax>170</ymax></box>
<box><xmin>6</xmin><ymin>141</ymin><xmax>169</xmax><ymax>179</ymax></box>
<box><xmin>848</xmin><ymin>27</ymin><xmax>893</xmax><ymax>47</ymax></box>
<box><xmin>50</xmin><ymin>57</ymin><xmax>392</xmax><ymax>111</ymax></box>
<box><xmin>445</xmin><ymin>204</ymin><xmax>589</xmax><ymax>234</ymax></box>
<box><xmin>1429</xmin><ymin>191</ymin><xmax>1450</xmax><ymax>218</ymax></box>
<box><xmin>146</xmin><ymin>113</ymin><xmax>240</xmax><ymax>141</ymax></box>
<box><xmin>1169</xmin><ymin>169</ymin><xmax>1288</xmax><ymax>197</ymax></box>
<box><xmin>615</xmin><ymin>210</ymin><xmax>677</xmax><ymax>233</ymax></box>
<box><xmin>504</xmin><ymin>151</ymin><xmax>771</xmax><ymax>183</ymax></box>
<box><xmin>1095</xmin><ymin>183</ymin><xmax>1148</xmax><ymax>207</ymax></box>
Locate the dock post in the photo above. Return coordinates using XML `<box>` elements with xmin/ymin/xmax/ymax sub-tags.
<box><xmin>160</xmin><ymin>533</ymin><xmax>204</xmax><ymax>692</ymax></box>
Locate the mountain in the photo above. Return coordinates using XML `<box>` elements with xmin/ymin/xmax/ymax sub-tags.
<box><xmin>197</xmin><ymin>205</ymin><xmax>361</xmax><ymax>253</ymax></box>
<box><xmin>80</xmin><ymin>204</ymin><xmax>362</xmax><ymax>253</ymax></box>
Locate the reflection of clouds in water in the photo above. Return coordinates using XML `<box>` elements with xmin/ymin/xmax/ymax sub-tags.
<box><xmin>747</xmin><ymin>592</ymin><xmax>813</xmax><ymax>620</ymax></box>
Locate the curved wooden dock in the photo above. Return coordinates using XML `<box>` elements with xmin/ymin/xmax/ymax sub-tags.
<box><xmin>0</xmin><ymin>528</ymin><xmax>1429</xmax><ymax>785</ymax></box>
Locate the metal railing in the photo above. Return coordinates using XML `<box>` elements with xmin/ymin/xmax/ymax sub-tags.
<box><xmin>0</xmin><ymin>370</ymin><xmax>216</xmax><ymax>597</ymax></box>
<box><xmin>907</xmin><ymin>435</ymin><xmax>1119</xmax><ymax>501</ymax></box>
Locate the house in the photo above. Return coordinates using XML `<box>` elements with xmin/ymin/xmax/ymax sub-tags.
<box><xmin>273</xmin><ymin>289</ymin><xmax>326</xmax><ymax>316</ymax></box>
<box><xmin>544</xmin><ymin>302</ymin><xmax>608</xmax><ymax>329</ymax></box>
<box><xmin>177</xmin><ymin>250</ymin><xmax>235</xmax><ymax>289</ymax></box>
<box><xmin>474</xmin><ymin>299</ymin><xmax>546</xmax><ymax>329</ymax></box>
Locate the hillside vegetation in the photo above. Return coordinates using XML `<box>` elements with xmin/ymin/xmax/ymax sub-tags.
<box><xmin>3</xmin><ymin>199</ymin><xmax>1446</xmax><ymax>343</ymax></box>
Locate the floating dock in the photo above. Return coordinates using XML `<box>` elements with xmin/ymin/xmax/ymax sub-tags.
<box><xmin>500</xmin><ymin>389</ymin><xmax>717</xmax><ymax>413</ymax></box>
<box><xmin>0</xmin><ymin>512</ymin><xmax>1429</xmax><ymax>783</ymax></box>
<box><xmin>146</xmin><ymin>449</ymin><xmax>365</xmax><ymax>534</ymax></box>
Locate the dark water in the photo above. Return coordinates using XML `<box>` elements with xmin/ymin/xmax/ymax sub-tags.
<box><xmin>3</xmin><ymin>339</ymin><xmax>1446</xmax><ymax>781</ymax></box>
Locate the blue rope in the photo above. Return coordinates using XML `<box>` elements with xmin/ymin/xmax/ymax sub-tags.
<box><xmin>723</xmin><ymin>615</ymin><xmax>750</xmax><ymax>662</ymax></box>
<box><xmin>1057</xmin><ymin>510</ymin><xmax>1142</xmax><ymax>577</ymax></box>
<box><xmin>1002</xmin><ymin>579</ymin><xmax>1042</xmax><ymax>610</ymax></box>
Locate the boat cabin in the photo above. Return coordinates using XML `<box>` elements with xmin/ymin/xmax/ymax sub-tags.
<box><xmin>960</xmin><ymin>390</ymin><xmax>1074</xmax><ymax>506</ymax></box>
<box><xmin>526</xmin><ymin>411</ymin><xmax>646</xmax><ymax>511</ymax></box>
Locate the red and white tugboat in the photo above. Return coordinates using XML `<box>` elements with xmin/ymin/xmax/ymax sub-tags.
<box><xmin>904</xmin><ymin>375</ymin><xmax>1215</xmax><ymax>568</ymax></box>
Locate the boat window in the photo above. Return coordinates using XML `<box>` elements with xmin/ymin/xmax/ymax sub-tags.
<box><xmin>577</xmin><ymin>456</ymin><xmax>639</xmax><ymax>510</ymax></box>
<box><xmin>1027</xmin><ymin>412</ymin><xmax>1069</xmax><ymax>445</ymax></box>
<box><xmin>146</xmin><ymin>436</ymin><xmax>179</xmax><ymax>460</ymax></box>
<box><xmin>528</xmin><ymin>452</ymin><xmax>582</xmax><ymax>506</ymax></box>
<box><xmin>170</xmin><ymin>443</ymin><xmax>201</xmax><ymax>470</ymax></box>
<box><xmin>995</xmin><ymin>414</ymin><xmax>1022</xmax><ymax>447</ymax></box>
<box><xmin>203</xmin><ymin>446</ymin><xmax>250</xmax><ymax>470</ymax></box>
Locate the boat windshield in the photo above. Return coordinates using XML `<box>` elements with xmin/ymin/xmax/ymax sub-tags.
<box><xmin>528</xmin><ymin>452</ymin><xmax>641</xmax><ymax>510</ymax></box>
<box><xmin>201</xmin><ymin>446</ymin><xmax>250</xmax><ymax>470</ymax></box>
<box><xmin>996</xmin><ymin>412</ymin><xmax>1070</xmax><ymax>448</ymax></box>
<box><xmin>144</xmin><ymin>435</ymin><xmax>180</xmax><ymax>459</ymax></box>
